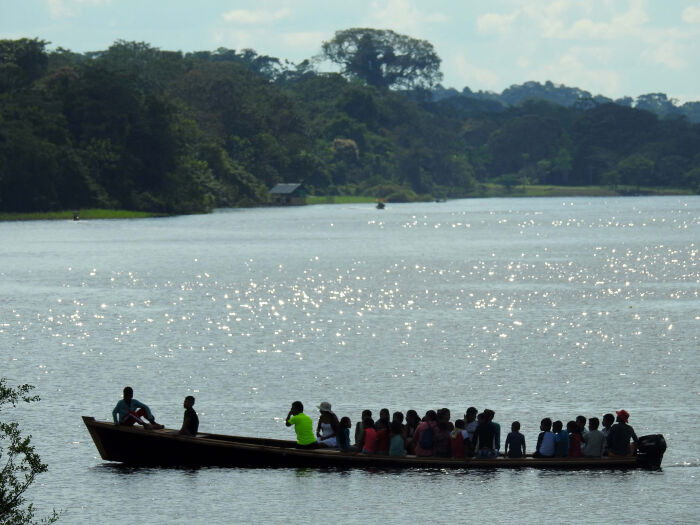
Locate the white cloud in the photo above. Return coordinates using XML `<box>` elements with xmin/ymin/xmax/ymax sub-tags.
<box><xmin>524</xmin><ymin>0</ymin><xmax>648</xmax><ymax>40</ymax></box>
<box><xmin>210</xmin><ymin>29</ymin><xmax>326</xmax><ymax>62</ymax></box>
<box><xmin>454</xmin><ymin>55</ymin><xmax>500</xmax><ymax>89</ymax></box>
<box><xmin>222</xmin><ymin>8</ymin><xmax>292</xmax><ymax>25</ymax></box>
<box><xmin>521</xmin><ymin>1</ymin><xmax>584</xmax><ymax>38</ymax></box>
<box><xmin>48</xmin><ymin>0</ymin><xmax>77</xmax><ymax>18</ymax></box>
<box><xmin>682</xmin><ymin>5</ymin><xmax>700</xmax><ymax>23</ymax></box>
<box><xmin>529</xmin><ymin>50</ymin><xmax>621</xmax><ymax>96</ymax></box>
<box><xmin>555</xmin><ymin>45</ymin><xmax>614</xmax><ymax>65</ymax></box>
<box><xmin>369</xmin><ymin>0</ymin><xmax>447</xmax><ymax>34</ymax></box>
<box><xmin>566</xmin><ymin>18</ymin><xmax>616</xmax><ymax>39</ymax></box>
<box><xmin>47</xmin><ymin>0</ymin><xmax>112</xmax><ymax>19</ymax></box>
<box><xmin>642</xmin><ymin>41</ymin><xmax>686</xmax><ymax>70</ymax></box>
<box><xmin>476</xmin><ymin>10</ymin><xmax>519</xmax><ymax>35</ymax></box>
<box><xmin>212</xmin><ymin>29</ymin><xmax>254</xmax><ymax>49</ymax></box>
<box><xmin>281</xmin><ymin>32</ymin><xmax>327</xmax><ymax>50</ymax></box>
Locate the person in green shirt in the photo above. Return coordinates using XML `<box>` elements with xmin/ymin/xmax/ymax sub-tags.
<box><xmin>285</xmin><ymin>401</ymin><xmax>317</xmax><ymax>448</ymax></box>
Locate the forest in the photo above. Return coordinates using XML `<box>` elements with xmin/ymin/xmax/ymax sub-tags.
<box><xmin>1</xmin><ymin>31</ymin><xmax>699</xmax><ymax>215</ymax></box>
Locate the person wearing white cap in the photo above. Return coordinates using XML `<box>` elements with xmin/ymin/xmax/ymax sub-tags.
<box><xmin>316</xmin><ymin>401</ymin><xmax>340</xmax><ymax>447</ymax></box>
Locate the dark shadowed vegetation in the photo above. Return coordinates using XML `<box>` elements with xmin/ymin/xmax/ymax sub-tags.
<box><xmin>1</xmin><ymin>36</ymin><xmax>699</xmax><ymax>215</ymax></box>
<box><xmin>0</xmin><ymin>379</ymin><xmax>59</xmax><ymax>524</ymax></box>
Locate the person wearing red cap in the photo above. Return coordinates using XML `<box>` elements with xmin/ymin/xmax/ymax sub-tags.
<box><xmin>607</xmin><ymin>409</ymin><xmax>638</xmax><ymax>456</ymax></box>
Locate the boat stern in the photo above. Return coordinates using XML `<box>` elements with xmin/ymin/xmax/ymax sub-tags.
<box><xmin>636</xmin><ymin>434</ymin><xmax>667</xmax><ymax>469</ymax></box>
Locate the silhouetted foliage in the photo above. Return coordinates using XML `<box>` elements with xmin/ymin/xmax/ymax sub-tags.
<box><xmin>0</xmin><ymin>379</ymin><xmax>59</xmax><ymax>524</ymax></box>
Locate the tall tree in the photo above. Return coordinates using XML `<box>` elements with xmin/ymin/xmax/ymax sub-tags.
<box><xmin>321</xmin><ymin>28</ymin><xmax>442</xmax><ymax>90</ymax></box>
<box><xmin>0</xmin><ymin>38</ymin><xmax>49</xmax><ymax>93</ymax></box>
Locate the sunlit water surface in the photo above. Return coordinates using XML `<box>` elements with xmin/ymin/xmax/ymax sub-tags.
<box><xmin>2</xmin><ymin>197</ymin><xmax>698</xmax><ymax>524</ymax></box>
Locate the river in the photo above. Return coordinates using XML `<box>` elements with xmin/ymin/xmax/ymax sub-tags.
<box><xmin>1</xmin><ymin>196</ymin><xmax>698</xmax><ymax>524</ymax></box>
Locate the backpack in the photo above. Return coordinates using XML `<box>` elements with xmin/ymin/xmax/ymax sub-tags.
<box><xmin>419</xmin><ymin>424</ymin><xmax>434</xmax><ymax>450</ymax></box>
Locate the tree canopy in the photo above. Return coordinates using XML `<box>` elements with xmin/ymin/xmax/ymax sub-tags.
<box><xmin>321</xmin><ymin>28</ymin><xmax>443</xmax><ymax>90</ymax></box>
<box><xmin>0</xmin><ymin>33</ymin><xmax>699</xmax><ymax>215</ymax></box>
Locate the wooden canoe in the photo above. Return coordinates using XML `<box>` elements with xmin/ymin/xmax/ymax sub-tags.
<box><xmin>82</xmin><ymin>417</ymin><xmax>663</xmax><ymax>470</ymax></box>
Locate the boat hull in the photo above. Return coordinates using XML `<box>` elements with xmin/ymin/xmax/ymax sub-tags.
<box><xmin>83</xmin><ymin>417</ymin><xmax>661</xmax><ymax>470</ymax></box>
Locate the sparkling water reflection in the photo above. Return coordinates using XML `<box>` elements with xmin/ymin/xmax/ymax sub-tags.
<box><xmin>1</xmin><ymin>196</ymin><xmax>698</xmax><ymax>524</ymax></box>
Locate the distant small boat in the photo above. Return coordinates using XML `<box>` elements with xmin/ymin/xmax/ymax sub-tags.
<box><xmin>82</xmin><ymin>417</ymin><xmax>665</xmax><ymax>470</ymax></box>
<box><xmin>376</xmin><ymin>201</ymin><xmax>385</xmax><ymax>209</ymax></box>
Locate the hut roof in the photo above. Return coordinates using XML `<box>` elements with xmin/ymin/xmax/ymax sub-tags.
<box><xmin>270</xmin><ymin>183</ymin><xmax>302</xmax><ymax>194</ymax></box>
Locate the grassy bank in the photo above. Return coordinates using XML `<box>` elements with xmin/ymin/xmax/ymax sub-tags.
<box><xmin>308</xmin><ymin>184</ymin><xmax>694</xmax><ymax>204</ymax></box>
<box><xmin>306</xmin><ymin>196</ymin><xmax>378</xmax><ymax>204</ymax></box>
<box><xmin>0</xmin><ymin>209</ymin><xmax>166</xmax><ymax>221</ymax></box>
<box><xmin>475</xmin><ymin>183</ymin><xmax>694</xmax><ymax>198</ymax></box>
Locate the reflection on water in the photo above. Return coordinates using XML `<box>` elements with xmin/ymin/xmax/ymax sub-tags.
<box><xmin>1</xmin><ymin>196</ymin><xmax>698</xmax><ymax>523</ymax></box>
<box><xmin>96</xmin><ymin>464</ymin><xmax>204</xmax><ymax>478</ymax></box>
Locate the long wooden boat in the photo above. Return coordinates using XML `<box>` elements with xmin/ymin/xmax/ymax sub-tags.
<box><xmin>83</xmin><ymin>417</ymin><xmax>665</xmax><ymax>470</ymax></box>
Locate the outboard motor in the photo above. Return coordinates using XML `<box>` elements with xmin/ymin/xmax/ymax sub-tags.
<box><xmin>636</xmin><ymin>434</ymin><xmax>666</xmax><ymax>469</ymax></box>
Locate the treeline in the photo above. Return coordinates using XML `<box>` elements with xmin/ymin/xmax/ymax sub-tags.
<box><xmin>1</xmin><ymin>35</ymin><xmax>699</xmax><ymax>214</ymax></box>
<box><xmin>434</xmin><ymin>80</ymin><xmax>700</xmax><ymax>123</ymax></box>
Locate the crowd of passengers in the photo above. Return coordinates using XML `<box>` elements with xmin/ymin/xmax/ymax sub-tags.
<box><xmin>285</xmin><ymin>401</ymin><xmax>639</xmax><ymax>458</ymax></box>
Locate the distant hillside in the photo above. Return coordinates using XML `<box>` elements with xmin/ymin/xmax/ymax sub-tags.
<box><xmin>433</xmin><ymin>81</ymin><xmax>700</xmax><ymax>123</ymax></box>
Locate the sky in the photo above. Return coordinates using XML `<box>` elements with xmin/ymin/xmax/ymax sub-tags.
<box><xmin>2</xmin><ymin>0</ymin><xmax>699</xmax><ymax>103</ymax></box>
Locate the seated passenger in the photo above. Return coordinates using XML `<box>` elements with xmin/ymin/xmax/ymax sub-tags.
<box><xmin>576</xmin><ymin>415</ymin><xmax>588</xmax><ymax>434</ymax></box>
<box><xmin>505</xmin><ymin>421</ymin><xmax>526</xmax><ymax>458</ymax></box>
<box><xmin>450</xmin><ymin>419</ymin><xmax>467</xmax><ymax>458</ymax></box>
<box><xmin>433</xmin><ymin>408</ymin><xmax>453</xmax><ymax>458</ymax></box>
<box><xmin>392</xmin><ymin>411</ymin><xmax>405</xmax><ymax>435</ymax></box>
<box><xmin>285</xmin><ymin>401</ymin><xmax>317</xmax><ymax>448</ymax></box>
<box><xmin>533</xmin><ymin>417</ymin><xmax>555</xmax><ymax>458</ymax></box>
<box><xmin>601</xmin><ymin>413</ymin><xmax>615</xmax><ymax>455</ymax></box>
<box><xmin>473</xmin><ymin>412</ymin><xmax>498</xmax><ymax>458</ymax></box>
<box><xmin>464</xmin><ymin>407</ymin><xmax>478</xmax><ymax>440</ymax></box>
<box><xmin>375</xmin><ymin>419</ymin><xmax>390</xmax><ymax>455</ymax></box>
<box><xmin>483</xmin><ymin>409</ymin><xmax>501</xmax><ymax>455</ymax></box>
<box><xmin>377</xmin><ymin>408</ymin><xmax>391</xmax><ymax>431</ymax></box>
<box><xmin>112</xmin><ymin>386</ymin><xmax>164</xmax><ymax>429</ymax></box>
<box><xmin>389</xmin><ymin>421</ymin><xmax>406</xmax><ymax>456</ymax></box>
<box><xmin>553</xmin><ymin>420</ymin><xmax>569</xmax><ymax>457</ymax></box>
<box><xmin>361</xmin><ymin>417</ymin><xmax>377</xmax><ymax>454</ymax></box>
<box><xmin>337</xmin><ymin>416</ymin><xmax>354</xmax><ymax>452</ymax></box>
<box><xmin>354</xmin><ymin>409</ymin><xmax>372</xmax><ymax>450</ymax></box>
<box><xmin>582</xmin><ymin>417</ymin><xmax>605</xmax><ymax>457</ymax></box>
<box><xmin>413</xmin><ymin>410</ymin><xmax>438</xmax><ymax>457</ymax></box>
<box><xmin>607</xmin><ymin>409</ymin><xmax>638</xmax><ymax>456</ymax></box>
<box><xmin>404</xmin><ymin>410</ymin><xmax>420</xmax><ymax>454</ymax></box>
<box><xmin>463</xmin><ymin>407</ymin><xmax>478</xmax><ymax>457</ymax></box>
<box><xmin>178</xmin><ymin>395</ymin><xmax>199</xmax><ymax>436</ymax></box>
<box><xmin>567</xmin><ymin>420</ymin><xmax>582</xmax><ymax>457</ymax></box>
<box><xmin>316</xmin><ymin>401</ymin><xmax>339</xmax><ymax>447</ymax></box>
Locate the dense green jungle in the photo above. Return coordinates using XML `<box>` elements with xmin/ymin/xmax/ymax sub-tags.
<box><xmin>1</xmin><ymin>31</ymin><xmax>699</xmax><ymax>215</ymax></box>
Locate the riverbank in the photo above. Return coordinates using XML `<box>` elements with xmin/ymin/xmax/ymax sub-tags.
<box><xmin>308</xmin><ymin>184</ymin><xmax>694</xmax><ymax>204</ymax></box>
<box><xmin>0</xmin><ymin>209</ymin><xmax>166</xmax><ymax>221</ymax></box>
<box><xmin>475</xmin><ymin>183</ymin><xmax>694</xmax><ymax>198</ymax></box>
<box><xmin>2</xmin><ymin>186</ymin><xmax>694</xmax><ymax>220</ymax></box>
<box><xmin>306</xmin><ymin>196</ymin><xmax>378</xmax><ymax>204</ymax></box>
